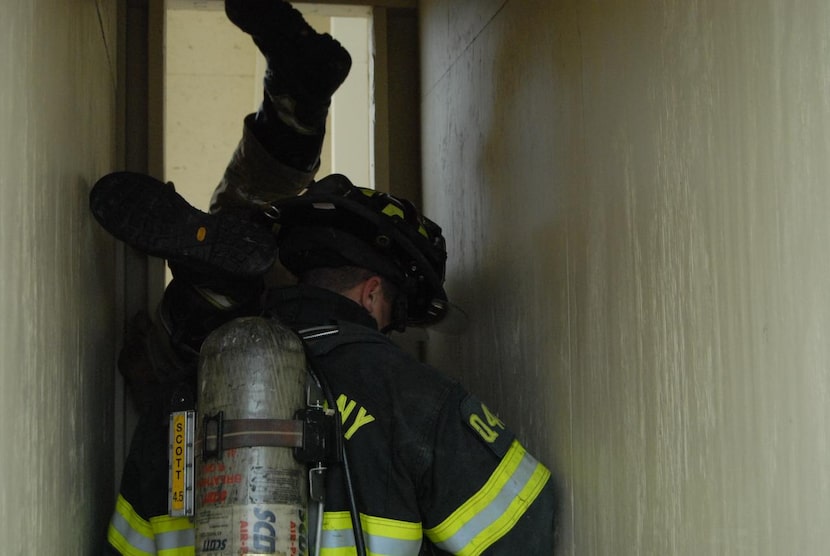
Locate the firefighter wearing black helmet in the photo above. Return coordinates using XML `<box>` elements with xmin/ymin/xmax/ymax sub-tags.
<box><xmin>92</xmin><ymin>1</ymin><xmax>556</xmax><ymax>554</ymax></box>
<box><xmin>270</xmin><ymin>173</ymin><xmax>450</xmax><ymax>331</ymax></box>
<box><xmin>264</xmin><ymin>179</ymin><xmax>556</xmax><ymax>555</ymax></box>
<box><xmin>94</xmin><ymin>170</ymin><xmax>556</xmax><ymax>555</ymax></box>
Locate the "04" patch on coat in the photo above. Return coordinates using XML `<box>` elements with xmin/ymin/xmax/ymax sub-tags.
<box><xmin>460</xmin><ymin>395</ymin><xmax>515</xmax><ymax>458</ymax></box>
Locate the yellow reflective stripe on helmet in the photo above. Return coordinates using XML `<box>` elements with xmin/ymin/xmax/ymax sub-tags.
<box><xmin>321</xmin><ymin>511</ymin><xmax>423</xmax><ymax>555</ymax></box>
<box><xmin>149</xmin><ymin>514</ymin><xmax>195</xmax><ymax>555</ymax></box>
<box><xmin>381</xmin><ymin>203</ymin><xmax>405</xmax><ymax>220</ymax></box>
<box><xmin>107</xmin><ymin>494</ymin><xmax>195</xmax><ymax>556</ymax></box>
<box><xmin>424</xmin><ymin>440</ymin><xmax>550</xmax><ymax>556</ymax></box>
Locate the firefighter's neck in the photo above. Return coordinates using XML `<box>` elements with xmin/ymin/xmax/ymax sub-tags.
<box><xmin>341</xmin><ymin>275</ymin><xmax>393</xmax><ymax>331</ymax></box>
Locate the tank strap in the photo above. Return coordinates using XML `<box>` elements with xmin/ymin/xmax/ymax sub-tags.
<box><xmin>196</xmin><ymin>407</ymin><xmax>337</xmax><ymax>464</ymax></box>
<box><xmin>195</xmin><ymin>411</ymin><xmax>305</xmax><ymax>461</ymax></box>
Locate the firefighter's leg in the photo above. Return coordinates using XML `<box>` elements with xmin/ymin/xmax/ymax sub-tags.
<box><xmin>209</xmin><ymin>0</ymin><xmax>352</xmax><ymax>212</ymax></box>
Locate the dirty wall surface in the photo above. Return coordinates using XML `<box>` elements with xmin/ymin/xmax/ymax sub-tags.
<box><xmin>0</xmin><ymin>1</ymin><xmax>118</xmax><ymax>552</ymax></box>
<box><xmin>420</xmin><ymin>1</ymin><xmax>830</xmax><ymax>554</ymax></box>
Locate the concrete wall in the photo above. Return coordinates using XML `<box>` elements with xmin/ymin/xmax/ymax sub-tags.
<box><xmin>420</xmin><ymin>1</ymin><xmax>830</xmax><ymax>554</ymax></box>
<box><xmin>0</xmin><ymin>0</ymin><xmax>119</xmax><ymax>552</ymax></box>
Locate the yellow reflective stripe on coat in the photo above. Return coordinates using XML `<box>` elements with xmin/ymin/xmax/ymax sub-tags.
<box><xmin>107</xmin><ymin>494</ymin><xmax>195</xmax><ymax>556</ymax></box>
<box><xmin>424</xmin><ymin>440</ymin><xmax>550</xmax><ymax>556</ymax></box>
<box><xmin>321</xmin><ymin>511</ymin><xmax>423</xmax><ymax>555</ymax></box>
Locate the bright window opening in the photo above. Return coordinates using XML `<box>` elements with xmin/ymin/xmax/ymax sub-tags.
<box><xmin>164</xmin><ymin>2</ymin><xmax>374</xmax><ymax>213</ymax></box>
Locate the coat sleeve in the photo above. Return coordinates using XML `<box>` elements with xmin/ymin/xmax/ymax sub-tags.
<box><xmin>417</xmin><ymin>386</ymin><xmax>556</xmax><ymax>555</ymax></box>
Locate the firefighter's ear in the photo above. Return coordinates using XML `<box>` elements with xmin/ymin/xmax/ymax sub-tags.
<box><xmin>358</xmin><ymin>275</ymin><xmax>392</xmax><ymax>330</ymax></box>
<box><xmin>358</xmin><ymin>275</ymin><xmax>383</xmax><ymax>310</ymax></box>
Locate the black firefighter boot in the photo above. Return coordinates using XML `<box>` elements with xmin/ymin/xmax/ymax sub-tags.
<box><xmin>89</xmin><ymin>172</ymin><xmax>273</xmax><ymax>371</ymax></box>
<box><xmin>225</xmin><ymin>0</ymin><xmax>352</xmax><ymax>169</ymax></box>
<box><xmin>89</xmin><ymin>171</ymin><xmax>278</xmax><ymax>283</ymax></box>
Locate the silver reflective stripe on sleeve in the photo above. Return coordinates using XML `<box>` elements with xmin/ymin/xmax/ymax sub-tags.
<box><xmin>321</xmin><ymin>511</ymin><xmax>423</xmax><ymax>555</ymax></box>
<box><xmin>107</xmin><ymin>494</ymin><xmax>195</xmax><ymax>555</ymax></box>
<box><xmin>425</xmin><ymin>441</ymin><xmax>551</xmax><ymax>556</ymax></box>
<box><xmin>155</xmin><ymin>527</ymin><xmax>195</xmax><ymax>552</ymax></box>
<box><xmin>109</xmin><ymin>509</ymin><xmax>157</xmax><ymax>555</ymax></box>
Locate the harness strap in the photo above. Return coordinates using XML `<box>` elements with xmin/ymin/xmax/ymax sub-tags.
<box><xmin>197</xmin><ymin>415</ymin><xmax>304</xmax><ymax>456</ymax></box>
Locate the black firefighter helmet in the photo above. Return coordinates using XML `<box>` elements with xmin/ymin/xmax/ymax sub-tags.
<box><xmin>267</xmin><ymin>174</ymin><xmax>449</xmax><ymax>330</ymax></box>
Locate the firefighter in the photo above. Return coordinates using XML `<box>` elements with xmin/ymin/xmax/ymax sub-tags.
<box><xmin>93</xmin><ymin>1</ymin><xmax>557</xmax><ymax>554</ymax></box>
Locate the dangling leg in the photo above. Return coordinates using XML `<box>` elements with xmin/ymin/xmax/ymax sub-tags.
<box><xmin>89</xmin><ymin>1</ymin><xmax>354</xmax><ymax>374</ymax></box>
<box><xmin>211</xmin><ymin>0</ymin><xmax>352</xmax><ymax>212</ymax></box>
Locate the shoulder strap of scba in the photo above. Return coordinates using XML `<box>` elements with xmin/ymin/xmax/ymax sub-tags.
<box><xmin>297</xmin><ymin>325</ymin><xmax>370</xmax><ymax>556</ymax></box>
